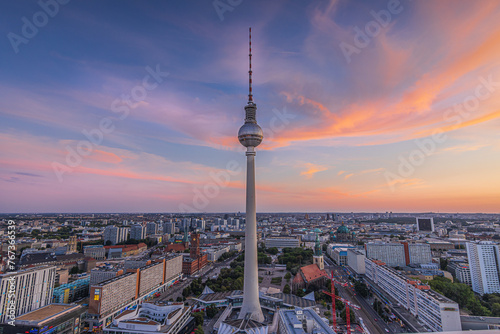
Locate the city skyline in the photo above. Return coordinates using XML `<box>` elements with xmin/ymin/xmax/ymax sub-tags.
<box><xmin>1</xmin><ymin>1</ymin><xmax>500</xmax><ymax>213</ymax></box>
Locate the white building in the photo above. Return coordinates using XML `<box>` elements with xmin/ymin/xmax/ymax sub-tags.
<box><xmin>264</xmin><ymin>237</ymin><xmax>300</xmax><ymax>249</ymax></box>
<box><xmin>447</xmin><ymin>261</ymin><xmax>472</xmax><ymax>286</ymax></box>
<box><xmin>103</xmin><ymin>302</ymin><xmax>191</xmax><ymax>334</ymax></box>
<box><xmin>332</xmin><ymin>248</ymin><xmax>349</xmax><ymax>265</ymax></box>
<box><xmin>407</xmin><ymin>243</ymin><xmax>432</xmax><ymax>265</ymax></box>
<box><xmin>104</xmin><ymin>226</ymin><xmax>129</xmax><ymax>245</ymax></box>
<box><xmin>278</xmin><ymin>307</ymin><xmax>334</xmax><ymax>334</ymax></box>
<box><xmin>365</xmin><ymin>259</ymin><xmax>461</xmax><ymax>332</ymax></box>
<box><xmin>0</xmin><ymin>266</ymin><xmax>56</xmax><ymax>323</ymax></box>
<box><xmin>205</xmin><ymin>246</ymin><xmax>230</xmax><ymax>262</ymax></box>
<box><xmin>130</xmin><ymin>224</ymin><xmax>146</xmax><ymax>241</ymax></box>
<box><xmin>466</xmin><ymin>241</ymin><xmax>500</xmax><ymax>295</ymax></box>
<box><xmin>347</xmin><ymin>248</ymin><xmax>366</xmax><ymax>275</ymax></box>
<box><xmin>365</xmin><ymin>242</ymin><xmax>406</xmax><ymax>267</ymax></box>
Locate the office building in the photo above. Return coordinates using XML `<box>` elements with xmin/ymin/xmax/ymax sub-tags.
<box><xmin>264</xmin><ymin>237</ymin><xmax>300</xmax><ymax>249</ymax></box>
<box><xmin>277</xmin><ymin>307</ymin><xmax>335</xmax><ymax>334</ymax></box>
<box><xmin>0</xmin><ymin>266</ymin><xmax>56</xmax><ymax>323</ymax></box>
<box><xmin>365</xmin><ymin>258</ymin><xmax>461</xmax><ymax>332</ymax></box>
<box><xmin>466</xmin><ymin>241</ymin><xmax>500</xmax><ymax>295</ymax></box>
<box><xmin>416</xmin><ymin>217</ymin><xmax>434</xmax><ymax>232</ymax></box>
<box><xmin>130</xmin><ymin>224</ymin><xmax>146</xmax><ymax>241</ymax></box>
<box><xmin>163</xmin><ymin>222</ymin><xmax>175</xmax><ymax>235</ymax></box>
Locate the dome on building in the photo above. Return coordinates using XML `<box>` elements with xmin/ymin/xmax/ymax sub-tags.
<box><xmin>337</xmin><ymin>224</ymin><xmax>349</xmax><ymax>234</ymax></box>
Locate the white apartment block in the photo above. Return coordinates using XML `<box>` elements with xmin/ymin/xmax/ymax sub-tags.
<box><xmin>130</xmin><ymin>224</ymin><xmax>146</xmax><ymax>241</ymax></box>
<box><xmin>408</xmin><ymin>243</ymin><xmax>432</xmax><ymax>265</ymax></box>
<box><xmin>365</xmin><ymin>242</ymin><xmax>406</xmax><ymax>267</ymax></box>
<box><xmin>365</xmin><ymin>259</ymin><xmax>461</xmax><ymax>332</ymax></box>
<box><xmin>104</xmin><ymin>226</ymin><xmax>129</xmax><ymax>245</ymax></box>
<box><xmin>0</xmin><ymin>266</ymin><xmax>56</xmax><ymax>323</ymax></box>
<box><xmin>466</xmin><ymin>241</ymin><xmax>500</xmax><ymax>295</ymax></box>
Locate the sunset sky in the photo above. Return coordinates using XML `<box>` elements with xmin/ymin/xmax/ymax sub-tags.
<box><xmin>1</xmin><ymin>0</ymin><xmax>499</xmax><ymax>213</ymax></box>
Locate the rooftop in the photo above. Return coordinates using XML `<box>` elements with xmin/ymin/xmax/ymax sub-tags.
<box><xmin>17</xmin><ymin>304</ymin><xmax>82</xmax><ymax>323</ymax></box>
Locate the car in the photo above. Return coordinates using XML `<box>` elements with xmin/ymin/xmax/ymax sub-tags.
<box><xmin>374</xmin><ymin>319</ymin><xmax>378</xmax><ymax>321</ymax></box>
<box><xmin>385</xmin><ymin>329</ymin><xmax>389</xmax><ymax>333</ymax></box>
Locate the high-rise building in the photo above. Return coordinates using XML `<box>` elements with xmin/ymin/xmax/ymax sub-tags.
<box><xmin>403</xmin><ymin>242</ymin><xmax>432</xmax><ymax>265</ymax></box>
<box><xmin>416</xmin><ymin>217</ymin><xmax>434</xmax><ymax>232</ymax></box>
<box><xmin>163</xmin><ymin>222</ymin><xmax>175</xmax><ymax>235</ymax></box>
<box><xmin>104</xmin><ymin>226</ymin><xmax>129</xmax><ymax>245</ymax></box>
<box><xmin>130</xmin><ymin>224</ymin><xmax>146</xmax><ymax>241</ymax></box>
<box><xmin>0</xmin><ymin>266</ymin><xmax>56</xmax><ymax>323</ymax></box>
<box><xmin>146</xmin><ymin>222</ymin><xmax>158</xmax><ymax>236</ymax></box>
<box><xmin>365</xmin><ymin>242</ymin><xmax>406</xmax><ymax>267</ymax></box>
<box><xmin>237</xmin><ymin>27</ymin><xmax>264</xmax><ymax>323</ymax></box>
<box><xmin>466</xmin><ymin>241</ymin><xmax>500</xmax><ymax>295</ymax></box>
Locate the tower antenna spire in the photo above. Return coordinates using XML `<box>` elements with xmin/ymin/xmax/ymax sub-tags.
<box><xmin>248</xmin><ymin>27</ymin><xmax>253</xmax><ymax>103</ymax></box>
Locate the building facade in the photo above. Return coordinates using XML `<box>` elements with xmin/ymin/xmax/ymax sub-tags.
<box><xmin>130</xmin><ymin>224</ymin><xmax>146</xmax><ymax>241</ymax></box>
<box><xmin>0</xmin><ymin>266</ymin><xmax>56</xmax><ymax>323</ymax></box>
<box><xmin>84</xmin><ymin>245</ymin><xmax>106</xmax><ymax>260</ymax></box>
<box><xmin>466</xmin><ymin>241</ymin><xmax>500</xmax><ymax>295</ymax></box>
<box><xmin>365</xmin><ymin>258</ymin><xmax>461</xmax><ymax>332</ymax></box>
<box><xmin>264</xmin><ymin>237</ymin><xmax>300</xmax><ymax>249</ymax></box>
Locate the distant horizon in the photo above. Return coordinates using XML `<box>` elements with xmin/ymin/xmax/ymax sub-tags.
<box><xmin>2</xmin><ymin>211</ymin><xmax>499</xmax><ymax>215</ymax></box>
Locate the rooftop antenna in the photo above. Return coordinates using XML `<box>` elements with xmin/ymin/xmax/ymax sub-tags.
<box><xmin>248</xmin><ymin>27</ymin><xmax>253</xmax><ymax>104</ymax></box>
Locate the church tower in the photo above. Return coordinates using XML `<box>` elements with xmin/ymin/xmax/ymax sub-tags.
<box><xmin>313</xmin><ymin>230</ymin><xmax>324</xmax><ymax>270</ymax></box>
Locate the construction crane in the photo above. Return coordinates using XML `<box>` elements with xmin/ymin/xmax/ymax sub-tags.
<box><xmin>324</xmin><ymin>270</ymin><xmax>355</xmax><ymax>330</ymax></box>
<box><xmin>323</xmin><ymin>272</ymin><xmax>361</xmax><ymax>334</ymax></box>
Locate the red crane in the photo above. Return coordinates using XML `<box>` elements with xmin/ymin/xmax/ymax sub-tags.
<box><xmin>323</xmin><ymin>271</ymin><xmax>360</xmax><ymax>334</ymax></box>
<box><xmin>325</xmin><ymin>270</ymin><xmax>354</xmax><ymax>330</ymax></box>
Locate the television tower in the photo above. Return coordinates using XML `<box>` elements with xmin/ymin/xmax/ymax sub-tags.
<box><xmin>237</xmin><ymin>27</ymin><xmax>264</xmax><ymax>323</ymax></box>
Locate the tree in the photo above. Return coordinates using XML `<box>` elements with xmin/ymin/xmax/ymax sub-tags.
<box><xmin>194</xmin><ymin>325</ymin><xmax>204</xmax><ymax>334</ymax></box>
<box><xmin>283</xmin><ymin>284</ymin><xmax>291</xmax><ymax>294</ymax></box>
<box><xmin>354</xmin><ymin>280</ymin><xmax>369</xmax><ymax>298</ymax></box>
<box><xmin>206</xmin><ymin>305</ymin><xmax>218</xmax><ymax>318</ymax></box>
<box><xmin>69</xmin><ymin>266</ymin><xmax>79</xmax><ymax>275</ymax></box>
<box><xmin>105</xmin><ymin>240</ymin><xmax>112</xmax><ymax>246</ymax></box>
<box><xmin>284</xmin><ymin>272</ymin><xmax>292</xmax><ymax>281</ymax></box>
<box><xmin>340</xmin><ymin>307</ymin><xmax>356</xmax><ymax>323</ymax></box>
<box><xmin>440</xmin><ymin>258</ymin><xmax>448</xmax><ymax>270</ymax></box>
<box><xmin>193</xmin><ymin>311</ymin><xmax>204</xmax><ymax>326</ymax></box>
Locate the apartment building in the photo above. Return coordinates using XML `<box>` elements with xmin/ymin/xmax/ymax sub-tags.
<box><xmin>0</xmin><ymin>266</ymin><xmax>56</xmax><ymax>323</ymax></box>
<box><xmin>466</xmin><ymin>241</ymin><xmax>500</xmax><ymax>295</ymax></box>
<box><xmin>84</xmin><ymin>245</ymin><xmax>106</xmax><ymax>260</ymax></box>
<box><xmin>447</xmin><ymin>261</ymin><xmax>472</xmax><ymax>286</ymax></box>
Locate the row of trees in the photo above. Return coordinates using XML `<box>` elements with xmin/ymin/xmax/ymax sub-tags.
<box><xmin>278</xmin><ymin>247</ymin><xmax>313</xmax><ymax>274</ymax></box>
<box><xmin>429</xmin><ymin>276</ymin><xmax>497</xmax><ymax>316</ymax></box>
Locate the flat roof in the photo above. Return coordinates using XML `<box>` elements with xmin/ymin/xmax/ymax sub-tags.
<box><xmin>17</xmin><ymin>304</ymin><xmax>79</xmax><ymax>322</ymax></box>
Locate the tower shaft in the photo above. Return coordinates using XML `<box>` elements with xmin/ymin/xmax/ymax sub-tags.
<box><xmin>239</xmin><ymin>147</ymin><xmax>264</xmax><ymax>322</ymax></box>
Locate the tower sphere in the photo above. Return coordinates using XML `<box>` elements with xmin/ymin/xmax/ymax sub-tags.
<box><xmin>238</xmin><ymin>122</ymin><xmax>263</xmax><ymax>147</ymax></box>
